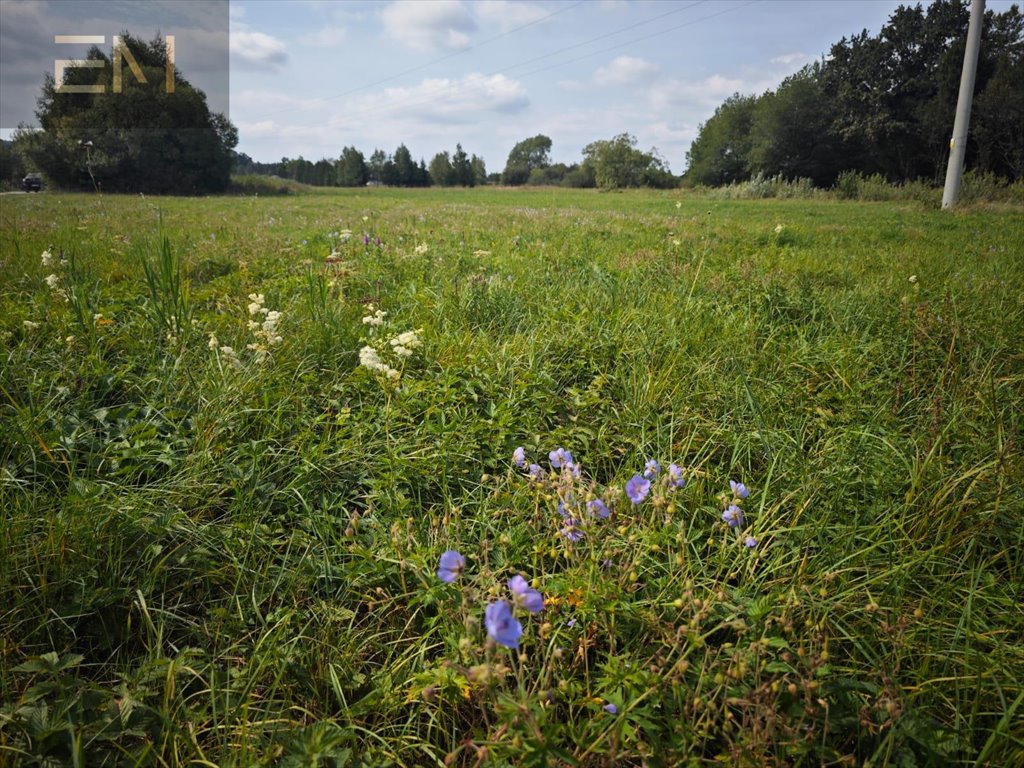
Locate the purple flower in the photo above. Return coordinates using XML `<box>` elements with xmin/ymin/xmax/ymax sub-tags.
<box><xmin>744</xmin><ymin>535</ymin><xmax>757</xmax><ymax>548</ymax></box>
<box><xmin>363</xmin><ymin>234</ymin><xmax>370</xmax><ymax>245</ymax></box>
<box><xmin>667</xmin><ymin>463</ymin><xmax>686</xmax><ymax>489</ymax></box>
<box><xmin>603</xmin><ymin>703</ymin><xmax>618</xmax><ymax>714</ymax></box>
<box><xmin>587</xmin><ymin>498</ymin><xmax>610</xmax><ymax>519</ymax></box>
<box><xmin>643</xmin><ymin>459</ymin><xmax>660</xmax><ymax>478</ymax></box>
<box><xmin>485</xmin><ymin>600</ymin><xmax>522</xmax><ymax>649</ymax></box>
<box><xmin>722</xmin><ymin>504</ymin><xmax>744</xmax><ymax>529</ymax></box>
<box><xmin>436</xmin><ymin>550</ymin><xmax>465</xmax><ymax>582</ymax></box>
<box><xmin>508</xmin><ymin>575</ymin><xmax>544</xmax><ymax>613</ymax></box>
<box><xmin>528</xmin><ymin>463</ymin><xmax>544</xmax><ymax>481</ymax></box>
<box><xmin>549</xmin><ymin>447</ymin><xmax>574</xmax><ymax>470</ymax></box>
<box><xmin>730</xmin><ymin>480</ymin><xmax>749</xmax><ymax>499</ymax></box>
<box><xmin>560</xmin><ymin>518</ymin><xmax>584</xmax><ymax>542</ymax></box>
<box><xmin>625</xmin><ymin>475</ymin><xmax>650</xmax><ymax>504</ymax></box>
<box><xmin>513</xmin><ymin>446</ymin><xmax>526</xmax><ymax>468</ymax></box>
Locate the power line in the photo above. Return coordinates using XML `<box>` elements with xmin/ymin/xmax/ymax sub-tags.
<box><xmin>245</xmin><ymin>1</ymin><xmax>755</xmax><ymax>136</ymax></box>
<box><xmin>251</xmin><ymin>0</ymin><xmax>588</xmax><ymax>121</ymax></box>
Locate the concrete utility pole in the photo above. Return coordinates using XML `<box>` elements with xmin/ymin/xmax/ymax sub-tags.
<box><xmin>942</xmin><ymin>0</ymin><xmax>985</xmax><ymax>209</ymax></box>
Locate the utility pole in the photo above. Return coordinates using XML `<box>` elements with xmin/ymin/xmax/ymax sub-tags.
<box><xmin>942</xmin><ymin>0</ymin><xmax>985</xmax><ymax>209</ymax></box>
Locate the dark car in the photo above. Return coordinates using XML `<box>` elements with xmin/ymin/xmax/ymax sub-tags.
<box><xmin>22</xmin><ymin>173</ymin><xmax>42</xmax><ymax>192</ymax></box>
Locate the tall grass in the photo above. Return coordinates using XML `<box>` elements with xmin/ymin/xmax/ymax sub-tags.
<box><xmin>1</xmin><ymin>188</ymin><xmax>1021</xmax><ymax>766</ymax></box>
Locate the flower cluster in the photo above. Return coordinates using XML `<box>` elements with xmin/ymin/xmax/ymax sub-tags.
<box><xmin>436</xmin><ymin>550</ymin><xmax>544</xmax><ymax>650</ymax></box>
<box><xmin>625</xmin><ymin>459</ymin><xmax>687</xmax><ymax>506</ymax></box>
<box><xmin>208</xmin><ymin>332</ymin><xmax>242</xmax><ymax>369</ymax></box>
<box><xmin>514</xmin><ymin>446</ymin><xmax>620</xmax><ymax>543</ymax></box>
<box><xmin>722</xmin><ymin>480</ymin><xmax>756</xmax><ymax>547</ymax></box>
<box><xmin>246</xmin><ymin>293</ymin><xmax>284</xmax><ymax>361</ymax></box>
<box><xmin>357</xmin><ymin>305</ymin><xmax>422</xmax><ymax>384</ymax></box>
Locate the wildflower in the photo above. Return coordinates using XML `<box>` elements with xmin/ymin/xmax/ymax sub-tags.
<box><xmin>44</xmin><ymin>274</ymin><xmax>60</xmax><ymax>290</ymax></box>
<box><xmin>560</xmin><ymin>518</ymin><xmax>584</xmax><ymax>542</ymax></box>
<box><xmin>722</xmin><ymin>504</ymin><xmax>744</xmax><ymax>528</ymax></box>
<box><xmin>603</xmin><ymin>703</ymin><xmax>618</xmax><ymax>714</ymax></box>
<box><xmin>362</xmin><ymin>309</ymin><xmax>387</xmax><ymax>327</ymax></box>
<box><xmin>625</xmin><ymin>475</ymin><xmax>650</xmax><ymax>505</ymax></box>
<box><xmin>513</xmin><ymin>447</ymin><xmax>526</xmax><ymax>468</ymax></box>
<box><xmin>587</xmin><ymin>498</ymin><xmax>610</xmax><ymax>519</ymax></box>
<box><xmin>909</xmin><ymin>275</ymin><xmax>918</xmax><ymax>284</ymax></box>
<box><xmin>339</xmin><ymin>229</ymin><xmax>352</xmax><ymax>242</ymax></box>
<box><xmin>675</xmin><ymin>201</ymin><xmax>682</xmax><ymax>209</ymax></box>
<box><xmin>774</xmin><ymin>224</ymin><xmax>784</xmax><ymax>234</ymax></box>
<box><xmin>41</xmin><ymin>249</ymin><xmax>54</xmax><ymax>267</ymax></box>
<box><xmin>528</xmin><ymin>463</ymin><xmax>544</xmax><ymax>481</ymax></box>
<box><xmin>667</xmin><ymin>463</ymin><xmax>686</xmax><ymax>489</ymax></box>
<box><xmin>23</xmin><ymin>320</ymin><xmax>40</xmax><ymax>330</ymax></box>
<box><xmin>730</xmin><ymin>480</ymin><xmax>749</xmax><ymax>499</ymax></box>
<box><xmin>643</xmin><ymin>459</ymin><xmax>660</xmax><ymax>479</ymax></box>
<box><xmin>248</xmin><ymin>293</ymin><xmax>268</xmax><ymax>316</ymax></box>
<box><xmin>473</xmin><ymin>249</ymin><xmax>491</xmax><ymax>257</ymax></box>
<box><xmin>437</xmin><ymin>550</ymin><xmax>465</xmax><ymax>583</ymax></box>
<box><xmin>549</xmin><ymin>447</ymin><xmax>574</xmax><ymax>470</ymax></box>
<box><xmin>414</xmin><ymin>243</ymin><xmax>428</xmax><ymax>255</ymax></box>
<box><xmin>208</xmin><ymin>333</ymin><xmax>219</xmax><ymax>350</ymax></box>
<box><xmin>508</xmin><ymin>575</ymin><xmax>544</xmax><ymax>613</ymax></box>
<box><xmin>744</xmin><ymin>535</ymin><xmax>757</xmax><ymax>548</ymax></box>
<box><xmin>363</xmin><ymin>234</ymin><xmax>370</xmax><ymax>245</ymax></box>
<box><xmin>485</xmin><ymin>601</ymin><xmax>522</xmax><ymax>649</ymax></box>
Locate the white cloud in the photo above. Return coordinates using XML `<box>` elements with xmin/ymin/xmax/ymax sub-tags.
<box><xmin>231</xmin><ymin>30</ymin><xmax>288</xmax><ymax>70</ymax></box>
<box><xmin>770</xmin><ymin>51</ymin><xmax>811</xmax><ymax>66</ymax></box>
<box><xmin>301</xmin><ymin>26</ymin><xmax>348</xmax><ymax>47</ymax></box>
<box><xmin>476</xmin><ymin>1</ymin><xmax>549</xmax><ymax>31</ymax></box>
<box><xmin>356</xmin><ymin>73</ymin><xmax>528</xmax><ymax>122</ymax></box>
<box><xmin>650</xmin><ymin>74</ymin><xmax>748</xmax><ymax>111</ymax></box>
<box><xmin>595</xmin><ymin>56</ymin><xmax>660</xmax><ymax>86</ymax></box>
<box><xmin>381</xmin><ymin>0</ymin><xmax>476</xmax><ymax>52</ymax></box>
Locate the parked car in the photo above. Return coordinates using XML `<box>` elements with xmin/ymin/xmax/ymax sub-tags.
<box><xmin>22</xmin><ymin>173</ymin><xmax>42</xmax><ymax>192</ymax></box>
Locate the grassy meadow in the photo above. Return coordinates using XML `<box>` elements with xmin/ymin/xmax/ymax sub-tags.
<box><xmin>1</xmin><ymin>187</ymin><xmax>1022</xmax><ymax>766</ymax></box>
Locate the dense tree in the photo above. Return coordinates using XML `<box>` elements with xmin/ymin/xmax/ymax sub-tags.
<box><xmin>451</xmin><ymin>143</ymin><xmax>475</xmax><ymax>187</ymax></box>
<box><xmin>429</xmin><ymin>151</ymin><xmax>453</xmax><ymax>186</ymax></box>
<box><xmin>684</xmin><ymin>94</ymin><xmax>759</xmax><ymax>186</ymax></box>
<box><xmin>747</xmin><ymin>66</ymin><xmax>846</xmax><ymax>186</ymax></box>
<box><xmin>368</xmin><ymin>149</ymin><xmax>387</xmax><ymax>184</ymax></box>
<box><xmin>582</xmin><ymin>133</ymin><xmax>675</xmax><ymax>189</ymax></box>
<box><xmin>470</xmin><ymin>154</ymin><xmax>487</xmax><ymax>185</ymax></box>
<box><xmin>336</xmin><ymin>146</ymin><xmax>368</xmax><ymax>186</ymax></box>
<box><xmin>502</xmin><ymin>134</ymin><xmax>552</xmax><ymax>185</ymax></box>
<box><xmin>21</xmin><ymin>33</ymin><xmax>236</xmax><ymax>193</ymax></box>
<box><xmin>685</xmin><ymin>0</ymin><xmax>1023</xmax><ymax>187</ymax></box>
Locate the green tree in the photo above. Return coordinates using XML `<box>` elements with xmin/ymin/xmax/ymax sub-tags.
<box><xmin>368</xmin><ymin>149</ymin><xmax>386</xmax><ymax>183</ymax></box>
<box><xmin>24</xmin><ymin>33</ymin><xmax>236</xmax><ymax>193</ymax></box>
<box><xmin>684</xmin><ymin>94</ymin><xmax>759</xmax><ymax>186</ymax></box>
<box><xmin>747</xmin><ymin>65</ymin><xmax>845</xmax><ymax>186</ymax></box>
<box><xmin>429</xmin><ymin>151</ymin><xmax>453</xmax><ymax>186</ymax></box>
<box><xmin>451</xmin><ymin>143</ymin><xmax>474</xmax><ymax>187</ymax></box>
<box><xmin>502</xmin><ymin>134</ymin><xmax>552</xmax><ymax>185</ymax></box>
<box><xmin>470</xmin><ymin>154</ymin><xmax>487</xmax><ymax>185</ymax></box>
<box><xmin>337</xmin><ymin>146</ymin><xmax>368</xmax><ymax>186</ymax></box>
<box><xmin>393</xmin><ymin>144</ymin><xmax>416</xmax><ymax>186</ymax></box>
<box><xmin>582</xmin><ymin>133</ymin><xmax>672</xmax><ymax>190</ymax></box>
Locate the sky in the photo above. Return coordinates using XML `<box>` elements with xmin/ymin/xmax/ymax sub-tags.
<box><xmin>2</xmin><ymin>0</ymin><xmax>1018</xmax><ymax>174</ymax></box>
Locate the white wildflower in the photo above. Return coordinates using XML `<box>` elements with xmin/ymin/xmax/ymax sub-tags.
<box><xmin>45</xmin><ymin>274</ymin><xmax>60</xmax><ymax>290</ymax></box>
<box><xmin>774</xmin><ymin>224</ymin><xmax>784</xmax><ymax>234</ymax></box>
<box><xmin>208</xmin><ymin>333</ymin><xmax>220</xmax><ymax>350</ymax></box>
<box><xmin>473</xmin><ymin>250</ymin><xmax>491</xmax><ymax>257</ymax></box>
<box><xmin>414</xmin><ymin>243</ymin><xmax>429</xmax><ymax>255</ymax></box>
<box><xmin>23</xmin><ymin>320</ymin><xmax>40</xmax><ymax>330</ymax></box>
<box><xmin>41</xmin><ymin>249</ymin><xmax>55</xmax><ymax>267</ymax></box>
<box><xmin>908</xmin><ymin>275</ymin><xmax>918</xmax><ymax>284</ymax></box>
<box><xmin>362</xmin><ymin>309</ymin><xmax>387</xmax><ymax>327</ymax></box>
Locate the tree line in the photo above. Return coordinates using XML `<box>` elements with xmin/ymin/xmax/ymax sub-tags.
<box><xmin>685</xmin><ymin>0</ymin><xmax>1023</xmax><ymax>187</ymax></box>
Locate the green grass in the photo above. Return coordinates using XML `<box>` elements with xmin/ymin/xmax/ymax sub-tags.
<box><xmin>1</xmin><ymin>187</ymin><xmax>1022</xmax><ymax>766</ymax></box>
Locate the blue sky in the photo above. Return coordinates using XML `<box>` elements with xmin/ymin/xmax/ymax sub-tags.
<box><xmin>2</xmin><ymin>1</ymin><xmax>1016</xmax><ymax>174</ymax></box>
<box><xmin>229</xmin><ymin>0</ymin><xmax>1010</xmax><ymax>173</ymax></box>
